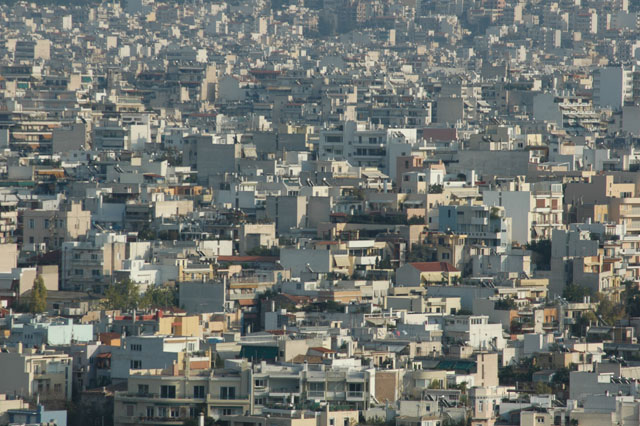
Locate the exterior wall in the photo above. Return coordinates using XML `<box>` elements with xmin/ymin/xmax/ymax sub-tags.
<box><xmin>178</xmin><ymin>281</ymin><xmax>225</xmax><ymax>313</ymax></box>
<box><xmin>395</xmin><ymin>265</ymin><xmax>421</xmax><ymax>286</ymax></box>
<box><xmin>374</xmin><ymin>370</ymin><xmax>401</xmax><ymax>404</ymax></box>
<box><xmin>153</xmin><ymin>200</ymin><xmax>194</xmax><ymax>218</ymax></box>
<box><xmin>475</xmin><ymin>353</ymin><xmax>499</xmax><ymax>388</ymax></box>
<box><xmin>158</xmin><ymin>316</ymin><xmax>202</xmax><ymax>338</ymax></box>
<box><xmin>0</xmin><ymin>243</ymin><xmax>18</xmax><ymax>272</ymax></box>
<box><xmin>266</xmin><ymin>195</ymin><xmax>307</xmax><ymax>234</ymax></box>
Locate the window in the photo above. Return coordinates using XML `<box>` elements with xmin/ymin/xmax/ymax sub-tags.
<box><xmin>44</xmin><ymin>219</ymin><xmax>50</xmax><ymax>229</ymax></box>
<box><xmin>222</xmin><ymin>409</ymin><xmax>233</xmax><ymax>416</ymax></box>
<box><xmin>29</xmin><ymin>219</ymin><xmax>34</xmax><ymax>229</ymax></box>
<box><xmin>130</xmin><ymin>344</ymin><xmax>142</xmax><ymax>351</ymax></box>
<box><xmin>160</xmin><ymin>385</ymin><xmax>176</xmax><ymax>398</ymax></box>
<box><xmin>138</xmin><ymin>384</ymin><xmax>149</xmax><ymax>395</ymax></box>
<box><xmin>348</xmin><ymin>383</ymin><xmax>363</xmax><ymax>397</ymax></box>
<box><xmin>220</xmin><ymin>386</ymin><xmax>235</xmax><ymax>400</ymax></box>
<box><xmin>254</xmin><ymin>379</ymin><xmax>266</xmax><ymax>387</ymax></box>
<box><xmin>158</xmin><ymin>407</ymin><xmax>167</xmax><ymax>417</ymax></box>
<box><xmin>255</xmin><ymin>397</ymin><xmax>265</xmax><ymax>405</ymax></box>
<box><xmin>126</xmin><ymin>405</ymin><xmax>134</xmax><ymax>417</ymax></box>
<box><xmin>92</xmin><ymin>270</ymin><xmax>100</xmax><ymax>277</ymax></box>
<box><xmin>170</xmin><ymin>407</ymin><xmax>179</xmax><ymax>418</ymax></box>
<box><xmin>74</xmin><ymin>269</ymin><xmax>83</xmax><ymax>276</ymax></box>
<box><xmin>146</xmin><ymin>407</ymin><xmax>154</xmax><ymax>418</ymax></box>
<box><xmin>194</xmin><ymin>385</ymin><xmax>205</xmax><ymax>398</ymax></box>
<box><xmin>54</xmin><ymin>384</ymin><xmax>61</xmax><ymax>392</ymax></box>
<box><xmin>189</xmin><ymin>407</ymin><xmax>199</xmax><ymax>418</ymax></box>
<box><xmin>329</xmin><ymin>419</ymin><xmax>335</xmax><ymax>426</ymax></box>
<box><xmin>131</xmin><ymin>360</ymin><xmax>142</xmax><ymax>369</ymax></box>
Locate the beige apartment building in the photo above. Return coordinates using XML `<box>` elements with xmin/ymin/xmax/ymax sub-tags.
<box><xmin>22</xmin><ymin>201</ymin><xmax>91</xmax><ymax>251</ymax></box>
<box><xmin>114</xmin><ymin>362</ymin><xmax>252</xmax><ymax>426</ymax></box>
<box><xmin>0</xmin><ymin>344</ymin><xmax>73</xmax><ymax>402</ymax></box>
<box><xmin>61</xmin><ymin>232</ymin><xmax>127</xmax><ymax>292</ymax></box>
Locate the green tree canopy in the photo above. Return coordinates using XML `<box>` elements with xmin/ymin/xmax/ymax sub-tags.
<box><xmin>624</xmin><ymin>281</ymin><xmax>640</xmax><ymax>318</ymax></box>
<box><xmin>140</xmin><ymin>285</ymin><xmax>178</xmax><ymax>310</ymax></box>
<box><xmin>29</xmin><ymin>275</ymin><xmax>47</xmax><ymax>314</ymax></box>
<box><xmin>563</xmin><ymin>284</ymin><xmax>592</xmax><ymax>303</ymax></box>
<box><xmin>104</xmin><ymin>278</ymin><xmax>140</xmax><ymax>311</ymax></box>
<box><xmin>597</xmin><ymin>294</ymin><xmax>626</xmax><ymax>326</ymax></box>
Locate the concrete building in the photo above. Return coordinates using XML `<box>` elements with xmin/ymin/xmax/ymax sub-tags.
<box><xmin>23</xmin><ymin>201</ymin><xmax>91</xmax><ymax>252</ymax></box>
<box><xmin>0</xmin><ymin>344</ymin><xmax>73</xmax><ymax>401</ymax></box>
<box><xmin>61</xmin><ymin>232</ymin><xmax>128</xmax><ymax>292</ymax></box>
<box><xmin>110</xmin><ymin>335</ymin><xmax>201</xmax><ymax>381</ymax></box>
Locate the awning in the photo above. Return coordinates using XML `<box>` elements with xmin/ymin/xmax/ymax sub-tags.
<box><xmin>333</xmin><ymin>255</ymin><xmax>350</xmax><ymax>267</ymax></box>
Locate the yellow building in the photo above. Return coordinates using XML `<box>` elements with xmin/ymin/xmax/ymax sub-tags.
<box><xmin>158</xmin><ymin>313</ymin><xmax>202</xmax><ymax>338</ymax></box>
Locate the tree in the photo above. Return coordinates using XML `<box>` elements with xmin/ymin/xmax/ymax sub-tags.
<box><xmin>407</xmin><ymin>243</ymin><xmax>435</xmax><ymax>262</ymax></box>
<box><xmin>572</xmin><ymin>311</ymin><xmax>597</xmax><ymax>337</ymax></box>
<box><xmin>29</xmin><ymin>275</ymin><xmax>47</xmax><ymax>313</ymax></box>
<box><xmin>428</xmin><ymin>184</ymin><xmax>443</xmax><ymax>194</ymax></box>
<box><xmin>624</xmin><ymin>281</ymin><xmax>640</xmax><ymax>318</ymax></box>
<box><xmin>534</xmin><ymin>381</ymin><xmax>553</xmax><ymax>395</ymax></box>
<box><xmin>597</xmin><ymin>295</ymin><xmax>626</xmax><ymax>326</ymax></box>
<box><xmin>141</xmin><ymin>285</ymin><xmax>178</xmax><ymax>310</ymax></box>
<box><xmin>551</xmin><ymin>368</ymin><xmax>571</xmax><ymax>387</ymax></box>
<box><xmin>563</xmin><ymin>284</ymin><xmax>592</xmax><ymax>303</ymax></box>
<box><xmin>104</xmin><ymin>278</ymin><xmax>140</xmax><ymax>311</ymax></box>
<box><xmin>526</xmin><ymin>239</ymin><xmax>551</xmax><ymax>270</ymax></box>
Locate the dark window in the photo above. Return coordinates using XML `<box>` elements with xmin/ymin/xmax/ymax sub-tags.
<box><xmin>161</xmin><ymin>385</ymin><xmax>176</xmax><ymax>398</ymax></box>
<box><xmin>194</xmin><ymin>385</ymin><xmax>205</xmax><ymax>398</ymax></box>
<box><xmin>220</xmin><ymin>386</ymin><xmax>236</xmax><ymax>400</ymax></box>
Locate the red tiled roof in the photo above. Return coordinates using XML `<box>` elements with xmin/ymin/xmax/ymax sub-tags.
<box><xmin>409</xmin><ymin>262</ymin><xmax>459</xmax><ymax>273</ymax></box>
<box><xmin>310</xmin><ymin>347</ymin><xmax>335</xmax><ymax>353</ymax></box>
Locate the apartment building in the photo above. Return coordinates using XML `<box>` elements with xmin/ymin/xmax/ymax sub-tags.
<box><xmin>61</xmin><ymin>232</ymin><xmax>127</xmax><ymax>292</ymax></box>
<box><xmin>114</xmin><ymin>362</ymin><xmax>251</xmax><ymax>426</ymax></box>
<box><xmin>110</xmin><ymin>335</ymin><xmax>201</xmax><ymax>381</ymax></box>
<box><xmin>22</xmin><ymin>201</ymin><xmax>91</xmax><ymax>252</ymax></box>
<box><xmin>0</xmin><ymin>344</ymin><xmax>73</xmax><ymax>402</ymax></box>
<box><xmin>438</xmin><ymin>204</ymin><xmax>512</xmax><ymax>249</ymax></box>
<box><xmin>252</xmin><ymin>362</ymin><xmax>376</xmax><ymax>412</ymax></box>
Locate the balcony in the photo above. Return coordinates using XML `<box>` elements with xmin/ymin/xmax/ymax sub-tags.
<box><xmin>354</xmin><ymin>256</ymin><xmax>378</xmax><ymax>266</ymax></box>
<box><xmin>347</xmin><ymin>391</ymin><xmax>364</xmax><ymax>400</ymax></box>
<box><xmin>268</xmin><ymin>388</ymin><xmax>301</xmax><ymax>398</ymax></box>
<box><xmin>116</xmin><ymin>393</ymin><xmax>205</xmax><ymax>404</ymax></box>
<box><xmin>115</xmin><ymin>416</ymin><xmax>183</xmax><ymax>425</ymax></box>
<box><xmin>470</xmin><ymin>217</ymin><xmax>488</xmax><ymax>225</ymax></box>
